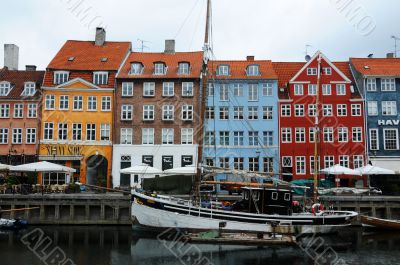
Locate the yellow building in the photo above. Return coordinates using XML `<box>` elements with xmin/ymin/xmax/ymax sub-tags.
<box><xmin>39</xmin><ymin>32</ymin><xmax>131</xmax><ymax>187</ymax></box>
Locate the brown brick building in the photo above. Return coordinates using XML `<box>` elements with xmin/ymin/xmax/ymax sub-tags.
<box><xmin>112</xmin><ymin>40</ymin><xmax>204</xmax><ymax>187</ymax></box>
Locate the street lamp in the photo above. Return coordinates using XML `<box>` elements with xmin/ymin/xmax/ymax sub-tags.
<box><xmin>51</xmin><ymin>147</ymin><xmax>57</xmax><ymax>160</ymax></box>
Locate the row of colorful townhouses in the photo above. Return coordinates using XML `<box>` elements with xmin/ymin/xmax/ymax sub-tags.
<box><xmin>1</xmin><ymin>28</ymin><xmax>400</xmax><ymax>188</ymax></box>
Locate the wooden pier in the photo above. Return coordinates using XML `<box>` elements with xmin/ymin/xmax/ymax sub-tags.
<box><xmin>0</xmin><ymin>194</ymin><xmax>399</xmax><ymax>225</ymax></box>
<box><xmin>0</xmin><ymin>193</ymin><xmax>131</xmax><ymax>225</ymax></box>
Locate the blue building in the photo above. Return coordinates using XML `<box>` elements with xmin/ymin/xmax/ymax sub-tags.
<box><xmin>203</xmin><ymin>57</ymin><xmax>279</xmax><ymax>188</ymax></box>
<box><xmin>350</xmin><ymin>57</ymin><xmax>400</xmax><ymax>174</ymax></box>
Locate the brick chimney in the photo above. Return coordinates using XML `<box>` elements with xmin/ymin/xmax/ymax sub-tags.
<box><xmin>4</xmin><ymin>44</ymin><xmax>19</xmax><ymax>70</ymax></box>
<box><xmin>247</xmin><ymin>55</ymin><xmax>255</xmax><ymax>61</ymax></box>
<box><xmin>95</xmin><ymin>27</ymin><xmax>106</xmax><ymax>46</ymax></box>
<box><xmin>164</xmin><ymin>40</ymin><xmax>175</xmax><ymax>54</ymax></box>
<box><xmin>25</xmin><ymin>65</ymin><xmax>37</xmax><ymax>71</ymax></box>
<box><xmin>387</xmin><ymin>53</ymin><xmax>395</xmax><ymax>58</ymax></box>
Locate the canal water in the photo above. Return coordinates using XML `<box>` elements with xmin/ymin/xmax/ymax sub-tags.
<box><xmin>0</xmin><ymin>226</ymin><xmax>399</xmax><ymax>265</ymax></box>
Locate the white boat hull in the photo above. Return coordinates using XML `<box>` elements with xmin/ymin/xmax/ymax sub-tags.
<box><xmin>132</xmin><ymin>200</ymin><xmax>348</xmax><ymax>235</ymax></box>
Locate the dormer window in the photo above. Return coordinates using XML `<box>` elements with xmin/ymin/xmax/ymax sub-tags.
<box><xmin>178</xmin><ymin>62</ymin><xmax>190</xmax><ymax>75</ymax></box>
<box><xmin>217</xmin><ymin>65</ymin><xmax>229</xmax><ymax>76</ymax></box>
<box><xmin>21</xmin><ymin>82</ymin><xmax>36</xmax><ymax>96</ymax></box>
<box><xmin>247</xmin><ymin>65</ymin><xmax>260</xmax><ymax>76</ymax></box>
<box><xmin>130</xmin><ymin>62</ymin><xmax>143</xmax><ymax>75</ymax></box>
<box><xmin>0</xmin><ymin>82</ymin><xmax>11</xmax><ymax>96</ymax></box>
<box><xmin>54</xmin><ymin>71</ymin><xmax>69</xmax><ymax>85</ymax></box>
<box><xmin>93</xmin><ymin>71</ymin><xmax>108</xmax><ymax>85</ymax></box>
<box><xmin>307</xmin><ymin>68</ymin><xmax>317</xmax><ymax>75</ymax></box>
<box><xmin>154</xmin><ymin>62</ymin><xmax>167</xmax><ymax>75</ymax></box>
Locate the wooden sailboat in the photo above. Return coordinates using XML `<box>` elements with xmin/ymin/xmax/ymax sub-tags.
<box><xmin>360</xmin><ymin>215</ymin><xmax>400</xmax><ymax>230</ymax></box>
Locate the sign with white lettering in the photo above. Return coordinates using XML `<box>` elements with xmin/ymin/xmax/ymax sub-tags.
<box><xmin>378</xmin><ymin>120</ymin><xmax>400</xmax><ymax>126</ymax></box>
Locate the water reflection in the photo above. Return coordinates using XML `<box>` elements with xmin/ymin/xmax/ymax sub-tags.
<box><xmin>0</xmin><ymin>226</ymin><xmax>399</xmax><ymax>265</ymax></box>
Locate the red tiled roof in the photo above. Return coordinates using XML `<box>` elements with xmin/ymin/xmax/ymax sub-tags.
<box><xmin>208</xmin><ymin>60</ymin><xmax>277</xmax><ymax>79</ymax></box>
<box><xmin>47</xmin><ymin>40</ymin><xmax>131</xmax><ymax>71</ymax></box>
<box><xmin>117</xmin><ymin>51</ymin><xmax>204</xmax><ymax>79</ymax></box>
<box><xmin>273</xmin><ymin>61</ymin><xmax>361</xmax><ymax>99</ymax></box>
<box><xmin>350</xmin><ymin>58</ymin><xmax>400</xmax><ymax>76</ymax></box>
<box><xmin>0</xmin><ymin>67</ymin><xmax>44</xmax><ymax>100</ymax></box>
<box><xmin>272</xmin><ymin>62</ymin><xmax>304</xmax><ymax>99</ymax></box>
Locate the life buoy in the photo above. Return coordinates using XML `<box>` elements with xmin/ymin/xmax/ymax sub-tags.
<box><xmin>311</xmin><ymin>203</ymin><xmax>324</xmax><ymax>216</ymax></box>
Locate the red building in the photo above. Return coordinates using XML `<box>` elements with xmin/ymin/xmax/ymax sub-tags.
<box><xmin>274</xmin><ymin>51</ymin><xmax>365</xmax><ymax>186</ymax></box>
<box><xmin>0</xmin><ymin>62</ymin><xmax>44</xmax><ymax>165</ymax></box>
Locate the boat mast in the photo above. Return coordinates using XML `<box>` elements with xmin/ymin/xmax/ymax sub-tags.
<box><xmin>195</xmin><ymin>0</ymin><xmax>212</xmax><ymax>200</ymax></box>
<box><xmin>313</xmin><ymin>53</ymin><xmax>322</xmax><ymax>202</ymax></box>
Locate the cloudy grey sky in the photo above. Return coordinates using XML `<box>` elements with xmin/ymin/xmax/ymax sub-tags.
<box><xmin>0</xmin><ymin>0</ymin><xmax>399</xmax><ymax>70</ymax></box>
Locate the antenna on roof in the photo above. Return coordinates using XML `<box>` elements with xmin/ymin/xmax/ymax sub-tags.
<box><xmin>137</xmin><ymin>39</ymin><xmax>150</xmax><ymax>52</ymax></box>
<box><xmin>391</xmin><ymin>35</ymin><xmax>400</xmax><ymax>58</ymax></box>
<box><xmin>305</xmin><ymin>44</ymin><xmax>312</xmax><ymax>61</ymax></box>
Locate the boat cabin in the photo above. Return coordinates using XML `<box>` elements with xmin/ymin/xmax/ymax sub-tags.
<box><xmin>239</xmin><ymin>187</ymin><xmax>293</xmax><ymax>215</ymax></box>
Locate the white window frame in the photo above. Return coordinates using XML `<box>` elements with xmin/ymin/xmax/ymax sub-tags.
<box><xmin>45</xmin><ymin>95</ymin><xmax>55</xmax><ymax>110</ymax></box>
<box><xmin>367</xmin><ymin>101</ymin><xmax>378</xmax><ymax>116</ymax></box>
<box><xmin>143</xmin><ymin>105</ymin><xmax>155</xmax><ymax>121</ymax></box>
<box><xmin>281</xmin><ymin>104</ymin><xmax>291</xmax><ymax>117</ymax></box>
<box><xmin>337</xmin><ymin>104</ymin><xmax>347</xmax><ymax>117</ymax></box>
<box><xmin>59</xmin><ymin>95</ymin><xmax>69</xmax><ymax>110</ymax></box>
<box><xmin>182</xmin><ymin>105</ymin><xmax>193</xmax><ymax>121</ymax></box>
<box><xmin>336</xmin><ymin>84</ymin><xmax>346</xmax><ymax>95</ymax></box>
<box><xmin>383</xmin><ymin>128</ymin><xmax>399</xmax><ymax>150</ymax></box>
<box><xmin>101</xmin><ymin>96</ymin><xmax>111</xmax><ymax>111</ymax></box>
<box><xmin>351</xmin><ymin>104</ymin><xmax>362</xmax><ymax>116</ymax></box>
<box><xmin>247</xmin><ymin>65</ymin><xmax>260</xmax><ymax>76</ymax></box>
<box><xmin>296</xmin><ymin>156</ymin><xmax>306</xmax><ymax>175</ymax></box>
<box><xmin>100</xmin><ymin>124</ymin><xmax>110</xmax><ymax>141</ymax></box>
<box><xmin>366</xmin><ymin>78</ymin><xmax>377</xmax><ymax>91</ymax></box>
<box><xmin>93</xmin><ymin>71</ymin><xmax>108</xmax><ymax>85</ymax></box>
<box><xmin>120</xmin><ymin>128</ymin><xmax>133</xmax><ymax>144</ymax></box>
<box><xmin>322</xmin><ymin>84</ymin><xmax>331</xmax><ymax>95</ymax></box>
<box><xmin>369</xmin><ymin>128</ymin><xmax>379</xmax><ymax>150</ymax></box>
<box><xmin>53</xmin><ymin>71</ymin><xmax>69</xmax><ymax>85</ymax></box>
<box><xmin>121</xmin><ymin>105</ymin><xmax>133</xmax><ymax>121</ymax></box>
<box><xmin>281</xmin><ymin>128</ymin><xmax>292</xmax><ymax>143</ymax></box>
<box><xmin>86</xmin><ymin>124</ymin><xmax>96</xmax><ymax>141</ymax></box>
<box><xmin>307</xmin><ymin>68</ymin><xmax>317</xmax><ymax>75</ymax></box>
<box><xmin>0</xmin><ymin>128</ymin><xmax>8</xmax><ymax>144</ymax></box>
<box><xmin>87</xmin><ymin>96</ymin><xmax>97</xmax><ymax>111</ymax></box>
<box><xmin>217</xmin><ymin>65</ymin><xmax>229</xmax><ymax>76</ymax></box>
<box><xmin>122</xmin><ymin>82</ymin><xmax>134</xmax><ymax>97</ymax></box>
<box><xmin>352</xmin><ymin>127</ymin><xmax>363</xmax><ymax>142</ymax></box>
<box><xmin>181</xmin><ymin>128</ymin><xmax>193</xmax><ymax>144</ymax></box>
<box><xmin>382</xmin><ymin>101</ymin><xmax>397</xmax><ymax>116</ymax></box>
<box><xmin>13</xmin><ymin>104</ymin><xmax>23</xmax><ymax>118</ymax></box>
<box><xmin>162</xmin><ymin>105</ymin><xmax>174</xmax><ymax>121</ymax></box>
<box><xmin>308</xmin><ymin>84</ymin><xmax>317</xmax><ymax>95</ymax></box>
<box><xmin>12</xmin><ymin>128</ymin><xmax>22</xmax><ymax>144</ymax></box>
<box><xmin>294</xmin><ymin>84</ymin><xmax>304</xmax><ymax>95</ymax></box>
<box><xmin>182</xmin><ymin>82</ymin><xmax>194</xmax><ymax>97</ymax></box>
<box><xmin>295</xmin><ymin>104</ymin><xmax>304</xmax><ymax>117</ymax></box>
<box><xmin>44</xmin><ymin>122</ymin><xmax>54</xmax><ymax>140</ymax></box>
<box><xmin>381</xmin><ymin>78</ymin><xmax>396</xmax><ymax>91</ymax></box>
<box><xmin>0</xmin><ymin>82</ymin><xmax>11</xmax><ymax>96</ymax></box>
<box><xmin>73</xmin><ymin>96</ymin><xmax>83</xmax><ymax>111</ymax></box>
<box><xmin>21</xmin><ymin>82</ymin><xmax>36</xmax><ymax>96</ymax></box>
<box><xmin>72</xmin><ymin>123</ymin><xmax>82</xmax><ymax>141</ymax></box>
<box><xmin>142</xmin><ymin>128</ymin><xmax>155</xmax><ymax>145</ymax></box>
<box><xmin>27</xmin><ymin>104</ymin><xmax>37</xmax><ymax>118</ymax></box>
<box><xmin>262</xmin><ymin>83</ymin><xmax>273</xmax><ymax>96</ymax></box>
<box><xmin>248</xmin><ymin>84</ymin><xmax>258</xmax><ymax>101</ymax></box>
<box><xmin>295</xmin><ymin>128</ymin><xmax>305</xmax><ymax>143</ymax></box>
<box><xmin>162</xmin><ymin>128</ymin><xmax>174</xmax><ymax>145</ymax></box>
<box><xmin>162</xmin><ymin>82</ymin><xmax>174</xmax><ymax>97</ymax></box>
<box><xmin>143</xmin><ymin>82</ymin><xmax>155</xmax><ymax>97</ymax></box>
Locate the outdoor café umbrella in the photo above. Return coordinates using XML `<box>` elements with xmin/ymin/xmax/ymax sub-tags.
<box><xmin>355</xmin><ymin>165</ymin><xmax>395</xmax><ymax>175</ymax></box>
<box><xmin>355</xmin><ymin>164</ymin><xmax>395</xmax><ymax>188</ymax></box>
<box><xmin>10</xmin><ymin>161</ymin><xmax>76</xmax><ymax>173</ymax></box>
<box><xmin>0</xmin><ymin>163</ymin><xmax>11</xmax><ymax>171</ymax></box>
<box><xmin>320</xmin><ymin>164</ymin><xmax>361</xmax><ymax>176</ymax></box>
<box><xmin>120</xmin><ymin>164</ymin><xmax>163</xmax><ymax>188</ymax></box>
<box><xmin>163</xmin><ymin>165</ymin><xmax>197</xmax><ymax>175</ymax></box>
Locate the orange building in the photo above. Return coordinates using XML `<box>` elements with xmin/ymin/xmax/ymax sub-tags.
<box><xmin>39</xmin><ymin>28</ymin><xmax>131</xmax><ymax>187</ymax></box>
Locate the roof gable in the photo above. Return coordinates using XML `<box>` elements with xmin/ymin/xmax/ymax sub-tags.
<box><xmin>55</xmin><ymin>78</ymin><xmax>102</xmax><ymax>90</ymax></box>
<box><xmin>290</xmin><ymin>51</ymin><xmax>351</xmax><ymax>83</ymax></box>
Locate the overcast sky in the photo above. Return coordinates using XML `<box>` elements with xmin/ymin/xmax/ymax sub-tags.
<box><xmin>1</xmin><ymin>0</ymin><xmax>399</xmax><ymax>70</ymax></box>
